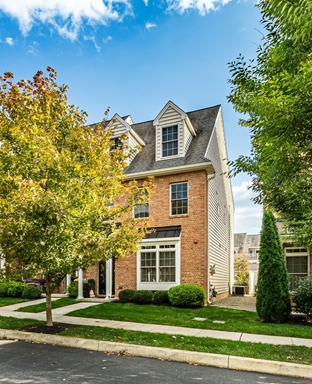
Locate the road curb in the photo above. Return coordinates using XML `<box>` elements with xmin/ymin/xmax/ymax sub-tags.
<box><xmin>1</xmin><ymin>328</ymin><xmax>312</xmax><ymax>379</ymax></box>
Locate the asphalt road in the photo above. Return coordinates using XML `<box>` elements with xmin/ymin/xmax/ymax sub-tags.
<box><xmin>0</xmin><ymin>340</ymin><xmax>310</xmax><ymax>384</ymax></box>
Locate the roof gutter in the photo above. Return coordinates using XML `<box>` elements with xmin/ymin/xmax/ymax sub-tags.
<box><xmin>124</xmin><ymin>162</ymin><xmax>215</xmax><ymax>180</ymax></box>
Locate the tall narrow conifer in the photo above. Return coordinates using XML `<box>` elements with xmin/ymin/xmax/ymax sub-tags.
<box><xmin>256</xmin><ymin>210</ymin><xmax>291</xmax><ymax>323</ymax></box>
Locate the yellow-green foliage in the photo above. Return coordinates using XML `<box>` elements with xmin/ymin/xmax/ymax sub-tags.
<box><xmin>0</xmin><ymin>68</ymin><xmax>154</xmax><ymax>325</ymax></box>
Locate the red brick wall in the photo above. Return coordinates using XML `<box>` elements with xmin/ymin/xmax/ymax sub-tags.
<box><xmin>85</xmin><ymin>170</ymin><xmax>209</xmax><ymax>298</ymax></box>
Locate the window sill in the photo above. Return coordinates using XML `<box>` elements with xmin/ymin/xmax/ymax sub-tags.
<box><xmin>169</xmin><ymin>214</ymin><xmax>188</xmax><ymax>218</ymax></box>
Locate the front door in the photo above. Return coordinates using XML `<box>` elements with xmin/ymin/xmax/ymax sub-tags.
<box><xmin>98</xmin><ymin>259</ymin><xmax>115</xmax><ymax>297</ymax></box>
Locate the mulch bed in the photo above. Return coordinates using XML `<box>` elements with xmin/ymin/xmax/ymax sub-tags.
<box><xmin>21</xmin><ymin>323</ymin><xmax>79</xmax><ymax>335</ymax></box>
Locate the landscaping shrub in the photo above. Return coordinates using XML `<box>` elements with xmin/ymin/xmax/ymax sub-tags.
<box><xmin>133</xmin><ymin>290</ymin><xmax>153</xmax><ymax>305</ymax></box>
<box><xmin>0</xmin><ymin>280</ymin><xmax>27</xmax><ymax>297</ymax></box>
<box><xmin>0</xmin><ymin>280</ymin><xmax>9</xmax><ymax>297</ymax></box>
<box><xmin>292</xmin><ymin>277</ymin><xmax>312</xmax><ymax>321</ymax></box>
<box><xmin>67</xmin><ymin>281</ymin><xmax>91</xmax><ymax>298</ymax></box>
<box><xmin>118</xmin><ymin>289</ymin><xmax>136</xmax><ymax>303</ymax></box>
<box><xmin>22</xmin><ymin>286</ymin><xmax>42</xmax><ymax>299</ymax></box>
<box><xmin>168</xmin><ymin>284</ymin><xmax>205</xmax><ymax>308</ymax></box>
<box><xmin>6</xmin><ymin>281</ymin><xmax>26</xmax><ymax>297</ymax></box>
<box><xmin>153</xmin><ymin>290</ymin><xmax>170</xmax><ymax>305</ymax></box>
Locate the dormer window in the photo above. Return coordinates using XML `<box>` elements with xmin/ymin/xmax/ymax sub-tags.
<box><xmin>110</xmin><ymin>137</ymin><xmax>122</xmax><ymax>151</ymax></box>
<box><xmin>162</xmin><ymin>126</ymin><xmax>178</xmax><ymax>157</ymax></box>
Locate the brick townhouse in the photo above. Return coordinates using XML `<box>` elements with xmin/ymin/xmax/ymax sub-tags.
<box><xmin>82</xmin><ymin>101</ymin><xmax>234</xmax><ymax>302</ymax></box>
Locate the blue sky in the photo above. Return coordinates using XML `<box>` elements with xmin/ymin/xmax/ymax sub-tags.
<box><xmin>0</xmin><ymin>0</ymin><xmax>263</xmax><ymax>234</ymax></box>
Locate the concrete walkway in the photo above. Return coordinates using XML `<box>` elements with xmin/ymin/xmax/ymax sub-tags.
<box><xmin>1</xmin><ymin>298</ymin><xmax>312</xmax><ymax>379</ymax></box>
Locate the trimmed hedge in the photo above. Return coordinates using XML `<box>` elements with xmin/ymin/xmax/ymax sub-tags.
<box><xmin>153</xmin><ymin>290</ymin><xmax>170</xmax><ymax>305</ymax></box>
<box><xmin>0</xmin><ymin>280</ymin><xmax>27</xmax><ymax>297</ymax></box>
<box><xmin>118</xmin><ymin>289</ymin><xmax>136</xmax><ymax>303</ymax></box>
<box><xmin>168</xmin><ymin>284</ymin><xmax>205</xmax><ymax>308</ymax></box>
<box><xmin>21</xmin><ymin>286</ymin><xmax>42</xmax><ymax>299</ymax></box>
<box><xmin>133</xmin><ymin>290</ymin><xmax>153</xmax><ymax>305</ymax></box>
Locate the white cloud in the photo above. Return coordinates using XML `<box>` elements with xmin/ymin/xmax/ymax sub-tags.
<box><xmin>233</xmin><ymin>181</ymin><xmax>263</xmax><ymax>234</ymax></box>
<box><xmin>145</xmin><ymin>22</ymin><xmax>157</xmax><ymax>31</ymax></box>
<box><xmin>143</xmin><ymin>0</ymin><xmax>148</xmax><ymax>5</ymax></box>
<box><xmin>0</xmin><ymin>0</ymin><xmax>132</xmax><ymax>40</ymax></box>
<box><xmin>166</xmin><ymin>0</ymin><xmax>231</xmax><ymax>15</ymax></box>
<box><xmin>5</xmin><ymin>37</ymin><xmax>14</xmax><ymax>45</ymax></box>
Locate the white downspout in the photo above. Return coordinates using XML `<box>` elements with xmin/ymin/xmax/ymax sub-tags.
<box><xmin>207</xmin><ymin>172</ymin><xmax>216</xmax><ymax>304</ymax></box>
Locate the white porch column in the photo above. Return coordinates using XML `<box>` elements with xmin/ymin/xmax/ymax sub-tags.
<box><xmin>105</xmin><ymin>259</ymin><xmax>112</xmax><ymax>300</ymax></box>
<box><xmin>249</xmin><ymin>271</ymin><xmax>255</xmax><ymax>294</ymax></box>
<box><xmin>65</xmin><ymin>274</ymin><xmax>71</xmax><ymax>291</ymax></box>
<box><xmin>77</xmin><ymin>268</ymin><xmax>84</xmax><ymax>299</ymax></box>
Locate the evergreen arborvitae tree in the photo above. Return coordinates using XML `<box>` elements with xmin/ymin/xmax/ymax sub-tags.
<box><xmin>256</xmin><ymin>210</ymin><xmax>291</xmax><ymax>323</ymax></box>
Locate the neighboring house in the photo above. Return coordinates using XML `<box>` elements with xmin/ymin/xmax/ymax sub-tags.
<box><xmin>276</xmin><ymin>221</ymin><xmax>312</xmax><ymax>291</ymax></box>
<box><xmin>234</xmin><ymin>233</ymin><xmax>260</xmax><ymax>292</ymax></box>
<box><xmin>83</xmin><ymin>101</ymin><xmax>234</xmax><ymax>302</ymax></box>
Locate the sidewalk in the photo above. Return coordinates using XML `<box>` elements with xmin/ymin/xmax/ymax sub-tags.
<box><xmin>1</xmin><ymin>298</ymin><xmax>312</xmax><ymax>379</ymax></box>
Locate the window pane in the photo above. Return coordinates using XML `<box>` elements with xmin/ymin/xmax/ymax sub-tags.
<box><xmin>286</xmin><ymin>256</ymin><xmax>308</xmax><ymax>290</ymax></box>
<box><xmin>141</xmin><ymin>268</ymin><xmax>156</xmax><ymax>282</ymax></box>
<box><xmin>162</xmin><ymin>126</ymin><xmax>178</xmax><ymax>157</ymax></box>
<box><xmin>159</xmin><ymin>267</ymin><xmax>175</xmax><ymax>282</ymax></box>
<box><xmin>171</xmin><ymin>183</ymin><xmax>188</xmax><ymax>215</ymax></box>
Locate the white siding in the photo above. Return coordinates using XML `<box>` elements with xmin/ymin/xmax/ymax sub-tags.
<box><xmin>155</xmin><ymin>105</ymin><xmax>194</xmax><ymax>161</ymax></box>
<box><xmin>206</xmin><ymin>111</ymin><xmax>234</xmax><ymax>296</ymax></box>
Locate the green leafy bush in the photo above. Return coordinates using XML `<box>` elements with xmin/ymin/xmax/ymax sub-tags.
<box><xmin>67</xmin><ymin>281</ymin><xmax>90</xmax><ymax>298</ymax></box>
<box><xmin>0</xmin><ymin>280</ymin><xmax>27</xmax><ymax>297</ymax></box>
<box><xmin>0</xmin><ymin>280</ymin><xmax>9</xmax><ymax>297</ymax></box>
<box><xmin>22</xmin><ymin>286</ymin><xmax>42</xmax><ymax>299</ymax></box>
<box><xmin>7</xmin><ymin>281</ymin><xmax>26</xmax><ymax>297</ymax></box>
<box><xmin>153</xmin><ymin>290</ymin><xmax>170</xmax><ymax>305</ymax></box>
<box><xmin>133</xmin><ymin>290</ymin><xmax>153</xmax><ymax>305</ymax></box>
<box><xmin>168</xmin><ymin>284</ymin><xmax>205</xmax><ymax>308</ymax></box>
<box><xmin>292</xmin><ymin>277</ymin><xmax>312</xmax><ymax>321</ymax></box>
<box><xmin>118</xmin><ymin>289</ymin><xmax>136</xmax><ymax>303</ymax></box>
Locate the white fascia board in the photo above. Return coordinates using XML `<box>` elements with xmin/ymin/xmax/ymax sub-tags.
<box><xmin>124</xmin><ymin>162</ymin><xmax>215</xmax><ymax>180</ymax></box>
<box><xmin>130</xmin><ymin>128</ymin><xmax>146</xmax><ymax>147</ymax></box>
<box><xmin>107</xmin><ymin>113</ymin><xmax>145</xmax><ymax>146</ymax></box>
<box><xmin>153</xmin><ymin>100</ymin><xmax>188</xmax><ymax>126</ymax></box>
<box><xmin>185</xmin><ymin>116</ymin><xmax>196</xmax><ymax>136</ymax></box>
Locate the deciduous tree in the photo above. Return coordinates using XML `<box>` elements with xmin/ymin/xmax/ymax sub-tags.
<box><xmin>0</xmin><ymin>68</ymin><xmax>152</xmax><ymax>325</ymax></box>
<box><xmin>228</xmin><ymin>0</ymin><xmax>312</xmax><ymax>246</ymax></box>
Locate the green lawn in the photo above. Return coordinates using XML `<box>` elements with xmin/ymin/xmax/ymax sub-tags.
<box><xmin>60</xmin><ymin>325</ymin><xmax>312</xmax><ymax>366</ymax></box>
<box><xmin>0</xmin><ymin>315</ymin><xmax>44</xmax><ymax>329</ymax></box>
<box><xmin>17</xmin><ymin>298</ymin><xmax>77</xmax><ymax>313</ymax></box>
<box><xmin>67</xmin><ymin>302</ymin><xmax>312</xmax><ymax>339</ymax></box>
<box><xmin>0</xmin><ymin>298</ymin><xmax>29</xmax><ymax>307</ymax></box>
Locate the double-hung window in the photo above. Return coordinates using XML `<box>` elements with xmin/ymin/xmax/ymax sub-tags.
<box><xmin>138</xmin><ymin>243</ymin><xmax>179</xmax><ymax>290</ymax></box>
<box><xmin>162</xmin><ymin>126</ymin><xmax>178</xmax><ymax>157</ymax></box>
<box><xmin>110</xmin><ymin>137</ymin><xmax>122</xmax><ymax>151</ymax></box>
<box><xmin>171</xmin><ymin>182</ymin><xmax>188</xmax><ymax>215</ymax></box>
<box><xmin>134</xmin><ymin>190</ymin><xmax>149</xmax><ymax>218</ymax></box>
<box><xmin>285</xmin><ymin>247</ymin><xmax>309</xmax><ymax>291</ymax></box>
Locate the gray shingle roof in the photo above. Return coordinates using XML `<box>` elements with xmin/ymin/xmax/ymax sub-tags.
<box><xmin>125</xmin><ymin>104</ymin><xmax>220</xmax><ymax>175</ymax></box>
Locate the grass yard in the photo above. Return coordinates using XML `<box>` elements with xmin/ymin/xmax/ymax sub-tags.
<box><xmin>17</xmin><ymin>298</ymin><xmax>77</xmax><ymax>313</ymax></box>
<box><xmin>0</xmin><ymin>315</ymin><xmax>44</xmax><ymax>329</ymax></box>
<box><xmin>0</xmin><ymin>297</ymin><xmax>29</xmax><ymax>307</ymax></box>
<box><xmin>67</xmin><ymin>302</ymin><xmax>312</xmax><ymax>339</ymax></box>
<box><xmin>60</xmin><ymin>325</ymin><xmax>312</xmax><ymax>366</ymax></box>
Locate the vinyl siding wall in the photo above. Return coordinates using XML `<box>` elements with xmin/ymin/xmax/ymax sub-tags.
<box><xmin>206</xmin><ymin>113</ymin><xmax>234</xmax><ymax>297</ymax></box>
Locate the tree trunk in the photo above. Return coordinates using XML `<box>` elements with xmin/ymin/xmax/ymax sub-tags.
<box><xmin>46</xmin><ymin>281</ymin><xmax>53</xmax><ymax>326</ymax></box>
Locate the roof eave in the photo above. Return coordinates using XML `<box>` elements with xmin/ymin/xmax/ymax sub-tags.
<box><xmin>124</xmin><ymin>162</ymin><xmax>215</xmax><ymax>180</ymax></box>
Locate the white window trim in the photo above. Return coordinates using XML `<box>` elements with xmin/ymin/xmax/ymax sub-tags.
<box><xmin>162</xmin><ymin>125</ymin><xmax>179</xmax><ymax>159</ymax></box>
<box><xmin>170</xmin><ymin>182</ymin><xmax>188</xmax><ymax>216</ymax></box>
<box><xmin>136</xmin><ymin>237</ymin><xmax>181</xmax><ymax>291</ymax></box>
<box><xmin>0</xmin><ymin>255</ymin><xmax>5</xmax><ymax>270</ymax></box>
<box><xmin>133</xmin><ymin>190</ymin><xmax>149</xmax><ymax>219</ymax></box>
<box><xmin>285</xmin><ymin>247</ymin><xmax>310</xmax><ymax>290</ymax></box>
